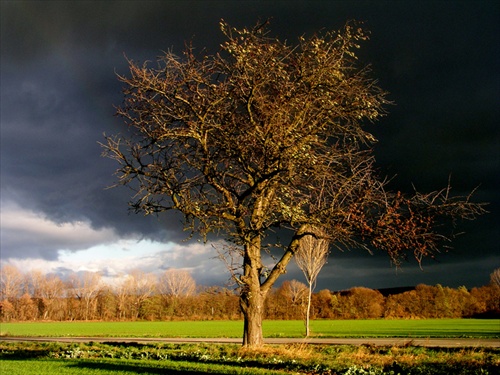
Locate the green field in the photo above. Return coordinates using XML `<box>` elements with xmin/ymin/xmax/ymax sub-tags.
<box><xmin>1</xmin><ymin>319</ymin><xmax>499</xmax><ymax>338</ymax></box>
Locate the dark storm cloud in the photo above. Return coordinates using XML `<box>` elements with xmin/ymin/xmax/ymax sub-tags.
<box><xmin>1</xmin><ymin>1</ymin><xmax>498</xmax><ymax>287</ymax></box>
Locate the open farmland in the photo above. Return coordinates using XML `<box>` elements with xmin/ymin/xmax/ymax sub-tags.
<box><xmin>1</xmin><ymin>319</ymin><xmax>499</xmax><ymax>339</ymax></box>
<box><xmin>2</xmin><ymin>320</ymin><xmax>499</xmax><ymax>374</ymax></box>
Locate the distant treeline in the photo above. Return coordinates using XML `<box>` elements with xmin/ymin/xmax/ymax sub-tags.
<box><xmin>1</xmin><ymin>265</ymin><xmax>499</xmax><ymax>322</ymax></box>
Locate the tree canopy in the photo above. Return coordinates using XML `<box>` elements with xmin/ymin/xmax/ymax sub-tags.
<box><xmin>103</xmin><ymin>20</ymin><xmax>485</xmax><ymax>346</ymax></box>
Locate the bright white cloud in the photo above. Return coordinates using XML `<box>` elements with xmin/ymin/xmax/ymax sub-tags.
<box><xmin>0</xmin><ymin>199</ymin><xmax>231</xmax><ymax>286</ymax></box>
<box><xmin>0</xmin><ymin>200</ymin><xmax>119</xmax><ymax>257</ymax></box>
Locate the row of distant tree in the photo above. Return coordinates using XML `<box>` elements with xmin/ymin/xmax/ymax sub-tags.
<box><xmin>1</xmin><ymin>265</ymin><xmax>499</xmax><ymax>322</ymax></box>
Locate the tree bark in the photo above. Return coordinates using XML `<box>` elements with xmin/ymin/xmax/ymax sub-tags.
<box><xmin>239</xmin><ymin>234</ymin><xmax>267</xmax><ymax>347</ymax></box>
<box><xmin>240</xmin><ymin>287</ymin><xmax>266</xmax><ymax>346</ymax></box>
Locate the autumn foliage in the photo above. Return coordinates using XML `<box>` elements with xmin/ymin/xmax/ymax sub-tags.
<box><xmin>1</xmin><ymin>265</ymin><xmax>499</xmax><ymax>322</ymax></box>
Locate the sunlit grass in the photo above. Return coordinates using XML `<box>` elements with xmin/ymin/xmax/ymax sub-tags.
<box><xmin>0</xmin><ymin>358</ymin><xmax>289</xmax><ymax>375</ymax></box>
<box><xmin>0</xmin><ymin>320</ymin><xmax>243</xmax><ymax>338</ymax></box>
<box><xmin>3</xmin><ymin>319</ymin><xmax>498</xmax><ymax>338</ymax></box>
<box><xmin>309</xmin><ymin>319</ymin><xmax>500</xmax><ymax>338</ymax></box>
<box><xmin>1</xmin><ymin>341</ymin><xmax>498</xmax><ymax>374</ymax></box>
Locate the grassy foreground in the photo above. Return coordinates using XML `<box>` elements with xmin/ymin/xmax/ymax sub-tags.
<box><xmin>1</xmin><ymin>319</ymin><xmax>499</xmax><ymax>339</ymax></box>
<box><xmin>1</xmin><ymin>340</ymin><xmax>499</xmax><ymax>375</ymax></box>
<box><xmin>2</xmin><ymin>320</ymin><xmax>498</xmax><ymax>374</ymax></box>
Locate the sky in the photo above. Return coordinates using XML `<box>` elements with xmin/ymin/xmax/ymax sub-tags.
<box><xmin>1</xmin><ymin>0</ymin><xmax>499</xmax><ymax>291</ymax></box>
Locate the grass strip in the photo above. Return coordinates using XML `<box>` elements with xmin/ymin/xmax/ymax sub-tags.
<box><xmin>1</xmin><ymin>319</ymin><xmax>499</xmax><ymax>338</ymax></box>
<box><xmin>0</xmin><ymin>359</ymin><xmax>290</xmax><ymax>375</ymax></box>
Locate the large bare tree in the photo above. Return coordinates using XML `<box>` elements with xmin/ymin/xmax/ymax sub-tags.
<box><xmin>159</xmin><ymin>269</ymin><xmax>196</xmax><ymax>298</ymax></box>
<box><xmin>103</xmin><ymin>20</ymin><xmax>485</xmax><ymax>346</ymax></box>
<box><xmin>68</xmin><ymin>271</ymin><xmax>102</xmax><ymax>320</ymax></box>
<box><xmin>121</xmin><ymin>269</ymin><xmax>157</xmax><ymax>320</ymax></box>
<box><xmin>490</xmin><ymin>268</ymin><xmax>500</xmax><ymax>288</ymax></box>
<box><xmin>0</xmin><ymin>265</ymin><xmax>24</xmax><ymax>301</ymax></box>
<box><xmin>158</xmin><ymin>269</ymin><xmax>196</xmax><ymax>318</ymax></box>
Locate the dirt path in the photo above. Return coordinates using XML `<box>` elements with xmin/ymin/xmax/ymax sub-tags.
<box><xmin>2</xmin><ymin>336</ymin><xmax>499</xmax><ymax>348</ymax></box>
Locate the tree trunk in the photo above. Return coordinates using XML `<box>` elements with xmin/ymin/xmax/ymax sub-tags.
<box><xmin>240</xmin><ymin>234</ymin><xmax>267</xmax><ymax>347</ymax></box>
<box><xmin>238</xmin><ymin>193</ymin><xmax>297</xmax><ymax>346</ymax></box>
<box><xmin>240</xmin><ymin>288</ymin><xmax>266</xmax><ymax>346</ymax></box>
<box><xmin>305</xmin><ymin>283</ymin><xmax>312</xmax><ymax>337</ymax></box>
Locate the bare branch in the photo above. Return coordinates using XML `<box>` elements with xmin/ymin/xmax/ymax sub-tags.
<box><xmin>103</xmin><ymin>19</ymin><xmax>486</xmax><ymax>346</ymax></box>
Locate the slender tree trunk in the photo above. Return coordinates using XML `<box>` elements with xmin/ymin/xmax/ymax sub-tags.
<box><xmin>305</xmin><ymin>283</ymin><xmax>313</xmax><ymax>337</ymax></box>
